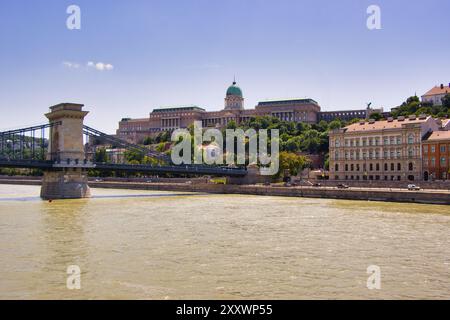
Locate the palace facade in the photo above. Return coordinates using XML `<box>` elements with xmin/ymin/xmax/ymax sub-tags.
<box><xmin>117</xmin><ymin>80</ymin><xmax>379</xmax><ymax>143</ymax></box>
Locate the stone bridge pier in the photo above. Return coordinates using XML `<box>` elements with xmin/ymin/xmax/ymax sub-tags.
<box><xmin>40</xmin><ymin>103</ymin><xmax>92</xmax><ymax>200</ymax></box>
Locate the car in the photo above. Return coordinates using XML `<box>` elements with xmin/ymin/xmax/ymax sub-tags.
<box><xmin>407</xmin><ymin>184</ymin><xmax>421</xmax><ymax>191</ymax></box>
<box><xmin>337</xmin><ymin>183</ymin><xmax>349</xmax><ymax>189</ymax></box>
<box><xmin>313</xmin><ymin>183</ymin><xmax>322</xmax><ymax>187</ymax></box>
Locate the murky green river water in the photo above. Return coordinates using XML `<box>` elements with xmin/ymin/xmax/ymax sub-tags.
<box><xmin>0</xmin><ymin>184</ymin><xmax>449</xmax><ymax>299</ymax></box>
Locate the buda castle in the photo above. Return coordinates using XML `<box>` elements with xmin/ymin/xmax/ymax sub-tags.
<box><xmin>117</xmin><ymin>80</ymin><xmax>380</xmax><ymax>144</ymax></box>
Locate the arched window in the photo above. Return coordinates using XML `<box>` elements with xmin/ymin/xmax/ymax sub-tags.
<box><xmin>391</xmin><ymin>163</ymin><xmax>395</xmax><ymax>171</ymax></box>
<box><xmin>397</xmin><ymin>163</ymin><xmax>401</xmax><ymax>171</ymax></box>
<box><xmin>409</xmin><ymin>162</ymin><xmax>414</xmax><ymax>171</ymax></box>
<box><xmin>384</xmin><ymin>163</ymin><xmax>388</xmax><ymax>171</ymax></box>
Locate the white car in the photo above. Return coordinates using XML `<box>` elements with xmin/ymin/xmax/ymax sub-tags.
<box><xmin>407</xmin><ymin>184</ymin><xmax>420</xmax><ymax>191</ymax></box>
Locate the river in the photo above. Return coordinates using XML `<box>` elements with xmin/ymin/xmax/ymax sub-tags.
<box><xmin>0</xmin><ymin>184</ymin><xmax>449</xmax><ymax>299</ymax></box>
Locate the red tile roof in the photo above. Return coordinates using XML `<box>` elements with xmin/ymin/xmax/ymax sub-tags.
<box><xmin>423</xmin><ymin>85</ymin><xmax>450</xmax><ymax>96</ymax></box>
<box><xmin>344</xmin><ymin>117</ymin><xmax>431</xmax><ymax>133</ymax></box>
<box><xmin>425</xmin><ymin>131</ymin><xmax>450</xmax><ymax>141</ymax></box>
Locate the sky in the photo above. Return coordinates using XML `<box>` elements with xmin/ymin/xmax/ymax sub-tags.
<box><xmin>0</xmin><ymin>0</ymin><xmax>449</xmax><ymax>133</ymax></box>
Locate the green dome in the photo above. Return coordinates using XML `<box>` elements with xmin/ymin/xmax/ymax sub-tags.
<box><xmin>226</xmin><ymin>82</ymin><xmax>243</xmax><ymax>97</ymax></box>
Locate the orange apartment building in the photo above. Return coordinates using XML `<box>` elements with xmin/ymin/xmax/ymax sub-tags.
<box><xmin>422</xmin><ymin>131</ymin><xmax>450</xmax><ymax>181</ymax></box>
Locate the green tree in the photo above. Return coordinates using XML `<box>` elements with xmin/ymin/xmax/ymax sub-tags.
<box><xmin>369</xmin><ymin>112</ymin><xmax>382</xmax><ymax>121</ymax></box>
<box><xmin>94</xmin><ymin>147</ymin><xmax>108</xmax><ymax>163</ymax></box>
<box><xmin>276</xmin><ymin>152</ymin><xmax>309</xmax><ymax>178</ymax></box>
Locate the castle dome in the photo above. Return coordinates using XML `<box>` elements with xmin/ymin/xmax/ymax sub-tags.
<box><xmin>226</xmin><ymin>81</ymin><xmax>243</xmax><ymax>97</ymax></box>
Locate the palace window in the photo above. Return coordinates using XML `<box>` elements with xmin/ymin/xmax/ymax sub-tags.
<box><xmin>376</xmin><ymin>163</ymin><xmax>380</xmax><ymax>171</ymax></box>
<box><xmin>384</xmin><ymin>137</ymin><xmax>389</xmax><ymax>145</ymax></box>
<box><xmin>408</xmin><ymin>148</ymin><xmax>413</xmax><ymax>157</ymax></box>
<box><xmin>397</xmin><ymin>137</ymin><xmax>402</xmax><ymax>144</ymax></box>
<box><xmin>409</xmin><ymin>163</ymin><xmax>414</xmax><ymax>171</ymax></box>
<box><xmin>398</xmin><ymin>163</ymin><xmax>401</xmax><ymax>171</ymax></box>
<box><xmin>408</xmin><ymin>134</ymin><xmax>414</xmax><ymax>144</ymax></box>
<box><xmin>335</xmin><ymin>164</ymin><xmax>339</xmax><ymax>172</ymax></box>
<box><xmin>384</xmin><ymin>163</ymin><xmax>388</xmax><ymax>171</ymax></box>
<box><xmin>391</xmin><ymin>163</ymin><xmax>395</xmax><ymax>171</ymax></box>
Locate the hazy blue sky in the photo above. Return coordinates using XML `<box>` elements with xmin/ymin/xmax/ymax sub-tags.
<box><xmin>0</xmin><ymin>0</ymin><xmax>449</xmax><ymax>133</ymax></box>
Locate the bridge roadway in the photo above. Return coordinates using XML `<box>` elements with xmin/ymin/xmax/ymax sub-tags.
<box><xmin>0</xmin><ymin>160</ymin><xmax>247</xmax><ymax>177</ymax></box>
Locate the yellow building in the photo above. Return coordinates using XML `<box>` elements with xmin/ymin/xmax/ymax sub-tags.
<box><xmin>329</xmin><ymin>115</ymin><xmax>439</xmax><ymax>182</ymax></box>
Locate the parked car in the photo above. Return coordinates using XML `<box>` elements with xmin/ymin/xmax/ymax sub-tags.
<box><xmin>313</xmin><ymin>183</ymin><xmax>322</xmax><ymax>187</ymax></box>
<box><xmin>337</xmin><ymin>183</ymin><xmax>349</xmax><ymax>189</ymax></box>
<box><xmin>407</xmin><ymin>184</ymin><xmax>421</xmax><ymax>191</ymax></box>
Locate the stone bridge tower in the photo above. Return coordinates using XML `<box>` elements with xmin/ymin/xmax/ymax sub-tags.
<box><xmin>40</xmin><ymin>103</ymin><xmax>91</xmax><ymax>200</ymax></box>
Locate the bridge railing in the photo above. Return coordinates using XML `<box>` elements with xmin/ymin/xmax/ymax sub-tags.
<box><xmin>0</xmin><ymin>122</ymin><xmax>60</xmax><ymax>161</ymax></box>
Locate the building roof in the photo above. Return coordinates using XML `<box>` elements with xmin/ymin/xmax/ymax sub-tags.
<box><xmin>258</xmin><ymin>98</ymin><xmax>319</xmax><ymax>106</ymax></box>
<box><xmin>343</xmin><ymin>116</ymin><xmax>431</xmax><ymax>133</ymax></box>
<box><xmin>424</xmin><ymin>130</ymin><xmax>450</xmax><ymax>141</ymax></box>
<box><xmin>226</xmin><ymin>81</ymin><xmax>243</xmax><ymax>97</ymax></box>
<box><xmin>120</xmin><ymin>118</ymin><xmax>148</xmax><ymax>123</ymax></box>
<box><xmin>152</xmin><ymin>105</ymin><xmax>206</xmax><ymax>113</ymax></box>
<box><xmin>422</xmin><ymin>85</ymin><xmax>450</xmax><ymax>97</ymax></box>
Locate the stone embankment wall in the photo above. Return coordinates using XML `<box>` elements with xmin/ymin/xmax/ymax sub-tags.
<box><xmin>1</xmin><ymin>176</ymin><xmax>449</xmax><ymax>205</ymax></box>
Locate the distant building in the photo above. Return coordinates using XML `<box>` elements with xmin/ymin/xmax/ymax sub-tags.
<box><xmin>318</xmin><ymin>105</ymin><xmax>383</xmax><ymax>122</ymax></box>
<box><xmin>422</xmin><ymin>131</ymin><xmax>450</xmax><ymax>181</ymax></box>
<box><xmin>421</xmin><ymin>83</ymin><xmax>450</xmax><ymax>106</ymax></box>
<box><xmin>329</xmin><ymin>115</ymin><xmax>440</xmax><ymax>182</ymax></box>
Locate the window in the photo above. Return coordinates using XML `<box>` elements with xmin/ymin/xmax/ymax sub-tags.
<box><xmin>370</xmin><ymin>163</ymin><xmax>373</xmax><ymax>171</ymax></box>
<box><xmin>408</xmin><ymin>148</ymin><xmax>413</xmax><ymax>157</ymax></box>
<box><xmin>384</xmin><ymin>137</ymin><xmax>389</xmax><ymax>145</ymax></box>
<box><xmin>397</xmin><ymin>137</ymin><xmax>401</xmax><ymax>144</ymax></box>
<box><xmin>408</xmin><ymin>134</ymin><xmax>414</xmax><ymax>144</ymax></box>
<box><xmin>431</xmin><ymin>145</ymin><xmax>436</xmax><ymax>153</ymax></box>
<box><xmin>441</xmin><ymin>157</ymin><xmax>446</xmax><ymax>166</ymax></box>
<box><xmin>335</xmin><ymin>164</ymin><xmax>339</xmax><ymax>172</ymax></box>
<box><xmin>441</xmin><ymin>146</ymin><xmax>447</xmax><ymax>153</ymax></box>
<box><xmin>390</xmin><ymin>137</ymin><xmax>395</xmax><ymax>145</ymax></box>
<box><xmin>376</xmin><ymin>164</ymin><xmax>380</xmax><ymax>171</ymax></box>
<box><xmin>431</xmin><ymin>157</ymin><xmax>436</xmax><ymax>167</ymax></box>
<box><xmin>384</xmin><ymin>163</ymin><xmax>388</xmax><ymax>171</ymax></box>
<box><xmin>335</xmin><ymin>140</ymin><xmax>340</xmax><ymax>148</ymax></box>
<box><xmin>345</xmin><ymin>164</ymin><xmax>349</xmax><ymax>171</ymax></box>
<box><xmin>409</xmin><ymin>162</ymin><xmax>414</xmax><ymax>171</ymax></box>
<box><xmin>335</xmin><ymin>151</ymin><xmax>339</xmax><ymax>160</ymax></box>
<box><xmin>423</xmin><ymin>146</ymin><xmax>428</xmax><ymax>154</ymax></box>
<box><xmin>391</xmin><ymin>163</ymin><xmax>395</xmax><ymax>171</ymax></box>
<box><xmin>351</xmin><ymin>164</ymin><xmax>354</xmax><ymax>171</ymax></box>
<box><xmin>384</xmin><ymin>150</ymin><xmax>388</xmax><ymax>159</ymax></box>
<box><xmin>397</xmin><ymin>163</ymin><xmax>401</xmax><ymax>171</ymax></box>
<box><xmin>356</xmin><ymin>164</ymin><xmax>360</xmax><ymax>171</ymax></box>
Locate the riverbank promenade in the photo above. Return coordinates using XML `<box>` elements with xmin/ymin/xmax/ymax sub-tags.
<box><xmin>1</xmin><ymin>176</ymin><xmax>449</xmax><ymax>205</ymax></box>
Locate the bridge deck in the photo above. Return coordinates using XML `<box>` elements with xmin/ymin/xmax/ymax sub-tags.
<box><xmin>0</xmin><ymin>160</ymin><xmax>247</xmax><ymax>177</ymax></box>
